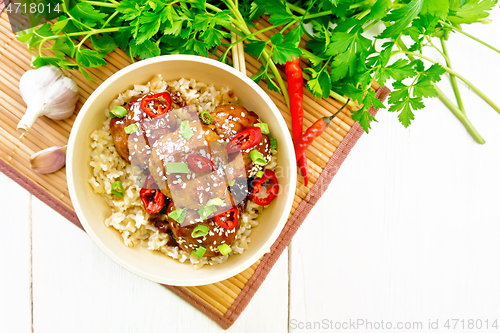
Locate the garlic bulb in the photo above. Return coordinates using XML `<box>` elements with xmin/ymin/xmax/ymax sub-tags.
<box><xmin>17</xmin><ymin>65</ymin><xmax>79</xmax><ymax>136</ymax></box>
<box><xmin>30</xmin><ymin>145</ymin><xmax>67</xmax><ymax>174</ymax></box>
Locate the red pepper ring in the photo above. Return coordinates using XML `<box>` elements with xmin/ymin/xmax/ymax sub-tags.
<box><xmin>187</xmin><ymin>155</ymin><xmax>216</xmax><ymax>173</ymax></box>
<box><xmin>227</xmin><ymin>127</ymin><xmax>262</xmax><ymax>154</ymax></box>
<box><xmin>215</xmin><ymin>208</ymin><xmax>238</xmax><ymax>230</ymax></box>
<box><xmin>140</xmin><ymin>188</ymin><xmax>165</xmax><ymax>214</ymax></box>
<box><xmin>139</xmin><ymin>175</ymin><xmax>165</xmax><ymax>214</ymax></box>
<box><xmin>140</xmin><ymin>92</ymin><xmax>172</xmax><ymax>118</ymax></box>
<box><xmin>252</xmin><ymin>169</ymin><xmax>280</xmax><ymax>206</ymax></box>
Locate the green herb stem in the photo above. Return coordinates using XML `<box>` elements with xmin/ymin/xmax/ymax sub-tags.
<box><xmin>262</xmin><ymin>49</ymin><xmax>290</xmax><ymax>108</ymax></box>
<box><xmin>363</xmin><ymin>18</ymin><xmax>381</xmax><ymax>31</ymax></box>
<box><xmin>129</xmin><ymin>47</ymin><xmax>135</xmax><ymax>63</ymax></box>
<box><xmin>225</xmin><ymin>24</ymin><xmax>245</xmax><ymax>37</ymax></box>
<box><xmin>303</xmin><ymin>11</ymin><xmax>334</xmax><ymax>20</ymax></box>
<box><xmin>221</xmin><ymin>0</ymin><xmax>290</xmax><ymax>107</ymax></box>
<box><xmin>440</xmin><ymin>37</ymin><xmax>466</xmax><ymax>115</ymax></box>
<box><xmin>226</xmin><ymin>24</ymin><xmax>279</xmax><ymax>49</ymax></box>
<box><xmin>329</xmin><ymin>90</ymin><xmax>357</xmax><ymax>109</ymax></box>
<box><xmin>394</xmin><ymin>50</ymin><xmax>500</xmax><ymax>114</ymax></box>
<box><xmin>222</xmin><ymin>0</ymin><xmax>248</xmax><ymax>33</ymax></box>
<box><xmin>395</xmin><ymin>38</ymin><xmax>484</xmax><ymax>143</ymax></box>
<box><xmin>434</xmin><ymin>84</ymin><xmax>485</xmax><ymax>144</ymax></box>
<box><xmin>77</xmin><ymin>34</ymin><xmax>92</xmax><ymax>48</ymax></box>
<box><xmin>102</xmin><ymin>11</ymin><xmax>119</xmax><ymax>29</ymax></box>
<box><xmin>425</xmin><ymin>36</ymin><xmax>449</xmax><ymax>63</ymax></box>
<box><xmin>204</xmin><ymin>2</ymin><xmax>222</xmax><ymax>12</ymax></box>
<box><xmin>280</xmin><ymin>21</ymin><xmax>297</xmax><ymax>34</ymax></box>
<box><xmin>83</xmin><ymin>1</ymin><xmax>117</xmax><ymax>8</ymax></box>
<box><xmin>61</xmin><ymin>0</ymin><xmax>94</xmax><ymax>31</ymax></box>
<box><xmin>287</xmin><ymin>2</ymin><xmax>334</xmax><ymax>20</ymax></box>
<box><xmin>205</xmin><ymin>0</ymin><xmax>245</xmax><ymax>31</ymax></box>
<box><xmin>439</xmin><ymin>20</ymin><xmax>500</xmax><ymax>55</ymax></box>
<box><xmin>354</xmin><ymin>8</ymin><xmax>371</xmax><ymax>20</ymax></box>
<box><xmin>287</xmin><ymin>3</ymin><xmax>306</xmax><ymax>14</ymax></box>
<box><xmin>34</xmin><ymin>27</ymin><xmax>123</xmax><ymax>41</ymax></box>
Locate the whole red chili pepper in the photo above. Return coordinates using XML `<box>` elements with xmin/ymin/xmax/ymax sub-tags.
<box><xmin>294</xmin><ymin>114</ymin><xmax>335</xmax><ymax>161</ymax></box>
<box><xmin>140</xmin><ymin>175</ymin><xmax>165</xmax><ymax>214</ymax></box>
<box><xmin>252</xmin><ymin>169</ymin><xmax>280</xmax><ymax>206</ymax></box>
<box><xmin>227</xmin><ymin>127</ymin><xmax>262</xmax><ymax>154</ymax></box>
<box><xmin>285</xmin><ymin>58</ymin><xmax>304</xmax><ymax>146</ymax></box>
<box><xmin>140</xmin><ymin>92</ymin><xmax>172</xmax><ymax>118</ymax></box>
<box><xmin>286</xmin><ymin>58</ymin><xmax>309</xmax><ymax>185</ymax></box>
<box><xmin>294</xmin><ymin>100</ymin><xmax>350</xmax><ymax>162</ymax></box>
<box><xmin>187</xmin><ymin>154</ymin><xmax>216</xmax><ymax>173</ymax></box>
<box><xmin>297</xmin><ymin>154</ymin><xmax>308</xmax><ymax>187</ymax></box>
<box><xmin>215</xmin><ymin>208</ymin><xmax>238</xmax><ymax>230</ymax></box>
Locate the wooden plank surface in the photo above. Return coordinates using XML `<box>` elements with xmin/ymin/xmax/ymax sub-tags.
<box><xmin>0</xmin><ymin>174</ymin><xmax>32</xmax><ymax>333</ymax></box>
<box><xmin>30</xmin><ymin>195</ymin><xmax>288</xmax><ymax>333</ymax></box>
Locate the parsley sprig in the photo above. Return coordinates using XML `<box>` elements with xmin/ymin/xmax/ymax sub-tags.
<box><xmin>17</xmin><ymin>0</ymin><xmax>500</xmax><ymax>143</ymax></box>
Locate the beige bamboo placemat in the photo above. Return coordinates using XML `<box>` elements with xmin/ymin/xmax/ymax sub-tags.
<box><xmin>0</xmin><ymin>10</ymin><xmax>390</xmax><ymax>329</ymax></box>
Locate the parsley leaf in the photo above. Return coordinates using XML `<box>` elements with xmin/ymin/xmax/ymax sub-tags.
<box><xmin>245</xmin><ymin>39</ymin><xmax>267</xmax><ymax>59</ymax></box>
<box><xmin>69</xmin><ymin>2</ymin><xmax>107</xmax><ymax>28</ymax></box>
<box><xmin>327</xmin><ymin>32</ymin><xmax>371</xmax><ymax>81</ymax></box>
<box><xmin>378</xmin><ymin>0</ymin><xmax>424</xmax><ymax>39</ymax></box>
<box><xmin>251</xmin><ymin>66</ymin><xmax>281</xmax><ymax>93</ymax></box>
<box><xmin>137</xmin><ymin>11</ymin><xmax>162</xmax><ymax>44</ymax></box>
<box><xmin>90</xmin><ymin>34</ymin><xmax>117</xmax><ymax>56</ymax></box>
<box><xmin>388</xmin><ymin>62</ymin><xmax>445</xmax><ymax>127</ymax></box>
<box><xmin>255</xmin><ymin>0</ymin><xmax>296</xmax><ymax>25</ymax></box>
<box><xmin>351</xmin><ymin>89</ymin><xmax>382</xmax><ymax>133</ymax></box>
<box><xmin>377</xmin><ymin>59</ymin><xmax>417</xmax><ymax>85</ymax></box>
<box><xmin>76</xmin><ymin>48</ymin><xmax>107</xmax><ymax>67</ymax></box>
<box><xmin>269</xmin><ymin>32</ymin><xmax>302</xmax><ymax>64</ymax></box>
<box><xmin>305</xmin><ymin>67</ymin><xmax>331</xmax><ymax>99</ymax></box>
<box><xmin>449</xmin><ymin>0</ymin><xmax>497</xmax><ymax>25</ymax></box>
<box><xmin>130</xmin><ymin>40</ymin><xmax>161</xmax><ymax>59</ymax></box>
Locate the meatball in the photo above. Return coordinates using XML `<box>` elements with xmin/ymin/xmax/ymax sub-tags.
<box><xmin>149</xmin><ymin>120</ymin><xmax>230</xmax><ymax>210</ymax></box>
<box><xmin>211</xmin><ymin>105</ymin><xmax>259</xmax><ymax>140</ymax></box>
<box><xmin>109</xmin><ymin>96</ymin><xmax>176</xmax><ymax>168</ymax></box>
<box><xmin>166</xmin><ymin>202</ymin><xmax>240</xmax><ymax>257</ymax></box>
<box><xmin>240</xmin><ymin>134</ymin><xmax>272</xmax><ymax>177</ymax></box>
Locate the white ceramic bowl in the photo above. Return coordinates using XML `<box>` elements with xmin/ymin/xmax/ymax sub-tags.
<box><xmin>67</xmin><ymin>55</ymin><xmax>296</xmax><ymax>286</ymax></box>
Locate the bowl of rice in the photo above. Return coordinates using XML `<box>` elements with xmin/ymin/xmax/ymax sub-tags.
<box><xmin>67</xmin><ymin>55</ymin><xmax>296</xmax><ymax>286</ymax></box>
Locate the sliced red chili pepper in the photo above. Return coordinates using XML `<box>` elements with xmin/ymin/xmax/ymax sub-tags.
<box><xmin>215</xmin><ymin>208</ymin><xmax>238</xmax><ymax>230</ymax></box>
<box><xmin>227</xmin><ymin>127</ymin><xmax>262</xmax><ymax>154</ymax></box>
<box><xmin>140</xmin><ymin>175</ymin><xmax>165</xmax><ymax>214</ymax></box>
<box><xmin>252</xmin><ymin>169</ymin><xmax>279</xmax><ymax>206</ymax></box>
<box><xmin>140</xmin><ymin>92</ymin><xmax>172</xmax><ymax>118</ymax></box>
<box><xmin>187</xmin><ymin>154</ymin><xmax>216</xmax><ymax>173</ymax></box>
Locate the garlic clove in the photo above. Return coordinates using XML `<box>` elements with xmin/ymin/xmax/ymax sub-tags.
<box><xmin>30</xmin><ymin>145</ymin><xmax>67</xmax><ymax>174</ymax></box>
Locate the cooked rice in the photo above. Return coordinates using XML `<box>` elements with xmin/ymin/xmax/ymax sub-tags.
<box><xmin>89</xmin><ymin>75</ymin><xmax>277</xmax><ymax>268</ymax></box>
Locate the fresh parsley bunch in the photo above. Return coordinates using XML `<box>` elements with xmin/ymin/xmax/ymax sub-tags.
<box><xmin>18</xmin><ymin>0</ymin><xmax>500</xmax><ymax>143</ymax></box>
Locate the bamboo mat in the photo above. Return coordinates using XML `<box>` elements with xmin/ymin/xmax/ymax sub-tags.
<box><xmin>0</xmin><ymin>10</ymin><xmax>390</xmax><ymax>329</ymax></box>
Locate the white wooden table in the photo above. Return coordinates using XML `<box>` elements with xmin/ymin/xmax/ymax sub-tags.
<box><xmin>2</xmin><ymin>12</ymin><xmax>500</xmax><ymax>333</ymax></box>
